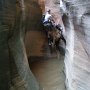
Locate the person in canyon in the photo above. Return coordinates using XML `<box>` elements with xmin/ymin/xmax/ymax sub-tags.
<box><xmin>42</xmin><ymin>10</ymin><xmax>65</xmax><ymax>45</ymax></box>
<box><xmin>42</xmin><ymin>10</ymin><xmax>63</xmax><ymax>32</ymax></box>
<box><xmin>42</xmin><ymin>9</ymin><xmax>55</xmax><ymax>26</ymax></box>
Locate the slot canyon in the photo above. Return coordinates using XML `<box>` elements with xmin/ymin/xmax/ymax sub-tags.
<box><xmin>0</xmin><ymin>0</ymin><xmax>90</xmax><ymax>90</ymax></box>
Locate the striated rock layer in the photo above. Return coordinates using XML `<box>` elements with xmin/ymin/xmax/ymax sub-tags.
<box><xmin>0</xmin><ymin>0</ymin><xmax>42</xmax><ymax>90</ymax></box>
<box><xmin>61</xmin><ymin>0</ymin><xmax>90</xmax><ymax>90</ymax></box>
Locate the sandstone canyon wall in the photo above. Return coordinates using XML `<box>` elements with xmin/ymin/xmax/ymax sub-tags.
<box><xmin>0</xmin><ymin>0</ymin><xmax>90</xmax><ymax>90</ymax></box>
<box><xmin>61</xmin><ymin>0</ymin><xmax>90</xmax><ymax>90</ymax></box>
<box><xmin>0</xmin><ymin>0</ymin><xmax>41</xmax><ymax>90</ymax></box>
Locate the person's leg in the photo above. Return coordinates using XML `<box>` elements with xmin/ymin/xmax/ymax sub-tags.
<box><xmin>55</xmin><ymin>38</ymin><xmax>60</xmax><ymax>49</ymax></box>
<box><xmin>61</xmin><ymin>35</ymin><xmax>66</xmax><ymax>45</ymax></box>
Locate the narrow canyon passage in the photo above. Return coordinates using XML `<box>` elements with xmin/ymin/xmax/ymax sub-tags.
<box><xmin>1</xmin><ymin>0</ymin><xmax>90</xmax><ymax>90</ymax></box>
<box><xmin>25</xmin><ymin>29</ymin><xmax>66</xmax><ymax>90</ymax></box>
<box><xmin>30</xmin><ymin>54</ymin><xmax>66</xmax><ymax>90</ymax></box>
<box><xmin>24</xmin><ymin>0</ymin><xmax>66</xmax><ymax>90</ymax></box>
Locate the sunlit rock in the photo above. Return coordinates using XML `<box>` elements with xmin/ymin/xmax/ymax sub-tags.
<box><xmin>61</xmin><ymin>0</ymin><xmax>90</xmax><ymax>90</ymax></box>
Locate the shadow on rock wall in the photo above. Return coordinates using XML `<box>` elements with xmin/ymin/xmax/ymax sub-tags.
<box><xmin>0</xmin><ymin>0</ymin><xmax>42</xmax><ymax>90</ymax></box>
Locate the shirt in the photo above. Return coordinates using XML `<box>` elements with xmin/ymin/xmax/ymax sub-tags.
<box><xmin>43</xmin><ymin>12</ymin><xmax>51</xmax><ymax>23</ymax></box>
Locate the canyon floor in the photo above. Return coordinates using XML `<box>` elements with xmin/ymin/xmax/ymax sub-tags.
<box><xmin>25</xmin><ymin>30</ymin><xmax>66</xmax><ymax>90</ymax></box>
